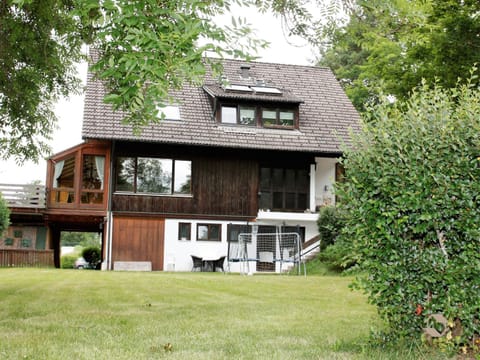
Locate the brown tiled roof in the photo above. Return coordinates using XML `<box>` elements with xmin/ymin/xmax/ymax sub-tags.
<box><xmin>82</xmin><ymin>58</ymin><xmax>360</xmax><ymax>154</ymax></box>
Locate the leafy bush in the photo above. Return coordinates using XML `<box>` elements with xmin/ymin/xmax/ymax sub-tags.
<box><xmin>61</xmin><ymin>254</ymin><xmax>77</xmax><ymax>269</ymax></box>
<box><xmin>0</xmin><ymin>194</ymin><xmax>10</xmax><ymax>236</ymax></box>
<box><xmin>81</xmin><ymin>246</ymin><xmax>101</xmax><ymax>269</ymax></box>
<box><xmin>317</xmin><ymin>206</ymin><xmax>344</xmax><ymax>250</ymax></box>
<box><xmin>338</xmin><ymin>78</ymin><xmax>480</xmax><ymax>351</ymax></box>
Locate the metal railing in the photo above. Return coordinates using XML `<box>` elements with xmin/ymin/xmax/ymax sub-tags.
<box><xmin>0</xmin><ymin>183</ymin><xmax>46</xmax><ymax>209</ymax></box>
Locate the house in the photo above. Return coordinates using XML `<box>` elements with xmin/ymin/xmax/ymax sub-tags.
<box><xmin>39</xmin><ymin>57</ymin><xmax>360</xmax><ymax>272</ymax></box>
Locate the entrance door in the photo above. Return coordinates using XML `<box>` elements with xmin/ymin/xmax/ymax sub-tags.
<box><xmin>112</xmin><ymin>217</ymin><xmax>165</xmax><ymax>270</ymax></box>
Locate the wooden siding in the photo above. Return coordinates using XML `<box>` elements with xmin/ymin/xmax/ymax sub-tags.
<box><xmin>0</xmin><ymin>249</ymin><xmax>54</xmax><ymax>268</ymax></box>
<box><xmin>112</xmin><ymin>217</ymin><xmax>165</xmax><ymax>270</ymax></box>
<box><xmin>112</xmin><ymin>157</ymin><xmax>259</xmax><ymax>217</ymax></box>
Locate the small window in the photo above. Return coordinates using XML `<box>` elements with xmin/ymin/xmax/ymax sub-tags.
<box><xmin>4</xmin><ymin>238</ymin><xmax>14</xmax><ymax>246</ymax></box>
<box><xmin>197</xmin><ymin>224</ymin><xmax>221</xmax><ymax>241</ymax></box>
<box><xmin>178</xmin><ymin>223</ymin><xmax>191</xmax><ymax>241</ymax></box>
<box><xmin>21</xmin><ymin>239</ymin><xmax>31</xmax><ymax>248</ymax></box>
<box><xmin>156</xmin><ymin>105</ymin><xmax>181</xmax><ymax>120</ymax></box>
<box><xmin>227</xmin><ymin>224</ymin><xmax>252</xmax><ymax>243</ymax></box>
<box><xmin>239</xmin><ymin>107</ymin><xmax>256</xmax><ymax>125</ymax></box>
<box><xmin>221</xmin><ymin>106</ymin><xmax>237</xmax><ymax>124</ymax></box>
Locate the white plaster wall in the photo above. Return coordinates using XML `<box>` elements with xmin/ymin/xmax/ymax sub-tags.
<box><xmin>164</xmin><ymin>219</ymin><xmax>249</xmax><ymax>272</ymax></box>
<box><xmin>315</xmin><ymin>157</ymin><xmax>338</xmax><ymax>208</ymax></box>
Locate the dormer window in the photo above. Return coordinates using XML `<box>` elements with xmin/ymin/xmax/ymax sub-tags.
<box><xmin>219</xmin><ymin>104</ymin><xmax>297</xmax><ymax>129</ymax></box>
<box><xmin>262</xmin><ymin>109</ymin><xmax>294</xmax><ymax>128</ymax></box>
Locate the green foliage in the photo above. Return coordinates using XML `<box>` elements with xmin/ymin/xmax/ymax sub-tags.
<box><xmin>60</xmin><ymin>254</ymin><xmax>77</xmax><ymax>269</ymax></box>
<box><xmin>0</xmin><ymin>0</ymin><xmax>87</xmax><ymax>163</ymax></box>
<box><xmin>319</xmin><ymin>0</ymin><xmax>480</xmax><ymax>112</ymax></box>
<box><xmin>0</xmin><ymin>194</ymin><xmax>10</xmax><ymax>236</ymax></box>
<box><xmin>81</xmin><ymin>246</ymin><xmax>101</xmax><ymax>269</ymax></box>
<box><xmin>2</xmin><ymin>0</ymin><xmax>339</xmax><ymax>162</ymax></box>
<box><xmin>61</xmin><ymin>231</ymin><xmax>100</xmax><ymax>247</ymax></box>
<box><xmin>317</xmin><ymin>205</ymin><xmax>344</xmax><ymax>249</ymax></box>
<box><xmin>338</xmin><ymin>78</ymin><xmax>480</xmax><ymax>350</ymax></box>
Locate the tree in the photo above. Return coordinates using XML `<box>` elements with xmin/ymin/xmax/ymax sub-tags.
<box><xmin>319</xmin><ymin>0</ymin><xmax>480</xmax><ymax>112</ymax></box>
<box><xmin>338</xmin><ymin>77</ymin><xmax>480</xmax><ymax>351</ymax></box>
<box><xmin>0</xmin><ymin>0</ymin><xmax>350</xmax><ymax>163</ymax></box>
<box><xmin>0</xmin><ymin>194</ymin><xmax>10</xmax><ymax>236</ymax></box>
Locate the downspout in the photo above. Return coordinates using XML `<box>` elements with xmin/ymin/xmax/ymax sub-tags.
<box><xmin>106</xmin><ymin>140</ymin><xmax>116</xmax><ymax>270</ymax></box>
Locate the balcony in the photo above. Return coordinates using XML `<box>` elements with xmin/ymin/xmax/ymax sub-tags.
<box><xmin>0</xmin><ymin>183</ymin><xmax>46</xmax><ymax>209</ymax></box>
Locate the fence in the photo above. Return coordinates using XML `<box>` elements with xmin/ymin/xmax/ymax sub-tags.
<box><xmin>0</xmin><ymin>183</ymin><xmax>46</xmax><ymax>209</ymax></box>
<box><xmin>0</xmin><ymin>249</ymin><xmax>54</xmax><ymax>268</ymax></box>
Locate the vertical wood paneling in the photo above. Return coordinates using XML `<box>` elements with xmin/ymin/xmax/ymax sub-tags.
<box><xmin>112</xmin><ymin>216</ymin><xmax>165</xmax><ymax>270</ymax></box>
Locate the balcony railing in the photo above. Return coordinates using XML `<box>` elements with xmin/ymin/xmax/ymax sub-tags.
<box><xmin>0</xmin><ymin>183</ymin><xmax>46</xmax><ymax>209</ymax></box>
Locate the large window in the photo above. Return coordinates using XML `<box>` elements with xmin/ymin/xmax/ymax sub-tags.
<box><xmin>259</xmin><ymin>167</ymin><xmax>309</xmax><ymax>211</ymax></box>
<box><xmin>220</xmin><ymin>105</ymin><xmax>296</xmax><ymax>129</ymax></box>
<box><xmin>115</xmin><ymin>157</ymin><xmax>191</xmax><ymax>195</ymax></box>
<box><xmin>197</xmin><ymin>224</ymin><xmax>221</xmax><ymax>241</ymax></box>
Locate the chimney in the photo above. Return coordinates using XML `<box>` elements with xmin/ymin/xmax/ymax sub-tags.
<box><xmin>240</xmin><ymin>65</ymin><xmax>251</xmax><ymax>79</ymax></box>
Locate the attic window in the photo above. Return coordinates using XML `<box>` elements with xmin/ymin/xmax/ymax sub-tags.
<box><xmin>156</xmin><ymin>105</ymin><xmax>181</xmax><ymax>120</ymax></box>
<box><xmin>221</xmin><ymin>105</ymin><xmax>256</xmax><ymax>126</ymax></box>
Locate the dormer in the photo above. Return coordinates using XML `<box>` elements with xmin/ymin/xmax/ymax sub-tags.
<box><xmin>203</xmin><ymin>66</ymin><xmax>304</xmax><ymax>130</ymax></box>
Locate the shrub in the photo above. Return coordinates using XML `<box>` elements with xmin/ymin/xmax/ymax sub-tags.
<box><xmin>338</xmin><ymin>78</ymin><xmax>480</xmax><ymax>351</ymax></box>
<box><xmin>81</xmin><ymin>246</ymin><xmax>101</xmax><ymax>269</ymax></box>
<box><xmin>61</xmin><ymin>254</ymin><xmax>77</xmax><ymax>269</ymax></box>
<box><xmin>317</xmin><ymin>206</ymin><xmax>344</xmax><ymax>250</ymax></box>
<box><xmin>0</xmin><ymin>194</ymin><xmax>10</xmax><ymax>236</ymax></box>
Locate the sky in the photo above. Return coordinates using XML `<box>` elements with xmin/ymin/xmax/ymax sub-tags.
<box><xmin>0</xmin><ymin>6</ymin><xmax>317</xmax><ymax>185</ymax></box>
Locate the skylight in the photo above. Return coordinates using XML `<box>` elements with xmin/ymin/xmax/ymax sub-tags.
<box><xmin>251</xmin><ymin>86</ymin><xmax>283</xmax><ymax>95</ymax></box>
<box><xmin>224</xmin><ymin>84</ymin><xmax>253</xmax><ymax>92</ymax></box>
<box><xmin>156</xmin><ymin>105</ymin><xmax>181</xmax><ymax>120</ymax></box>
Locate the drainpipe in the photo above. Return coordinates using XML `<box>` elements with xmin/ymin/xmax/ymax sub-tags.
<box><xmin>105</xmin><ymin>140</ymin><xmax>116</xmax><ymax>270</ymax></box>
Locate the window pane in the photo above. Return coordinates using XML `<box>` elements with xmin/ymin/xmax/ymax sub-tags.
<box><xmin>210</xmin><ymin>225</ymin><xmax>221</xmax><ymax>241</ymax></box>
<box><xmin>260</xmin><ymin>167</ymin><xmax>271</xmax><ymax>189</ymax></box>
<box><xmin>279</xmin><ymin>111</ymin><xmax>294</xmax><ymax>126</ymax></box>
<box><xmin>272</xmin><ymin>168</ymin><xmax>283</xmax><ymax>188</ymax></box>
<box><xmin>273</xmin><ymin>192</ymin><xmax>283</xmax><ymax>209</ymax></box>
<box><xmin>54</xmin><ymin>156</ymin><xmax>75</xmax><ymax>189</ymax></box>
<box><xmin>262</xmin><ymin>109</ymin><xmax>276</xmax><ymax>126</ymax></box>
<box><xmin>297</xmin><ymin>193</ymin><xmax>308</xmax><ymax>210</ymax></box>
<box><xmin>82</xmin><ymin>155</ymin><xmax>102</xmax><ymax>190</ymax></box>
<box><xmin>179</xmin><ymin>223</ymin><xmax>191</xmax><ymax>240</ymax></box>
<box><xmin>285</xmin><ymin>192</ymin><xmax>296</xmax><ymax>209</ymax></box>
<box><xmin>285</xmin><ymin>169</ymin><xmax>296</xmax><ymax>190</ymax></box>
<box><xmin>197</xmin><ymin>225</ymin><xmax>209</xmax><ymax>240</ymax></box>
<box><xmin>116</xmin><ymin>157</ymin><xmax>135</xmax><ymax>192</ymax></box>
<box><xmin>259</xmin><ymin>192</ymin><xmax>271</xmax><ymax>210</ymax></box>
<box><xmin>221</xmin><ymin>106</ymin><xmax>237</xmax><ymax>124</ymax></box>
<box><xmin>239</xmin><ymin>107</ymin><xmax>255</xmax><ymax>125</ymax></box>
<box><xmin>174</xmin><ymin>160</ymin><xmax>191</xmax><ymax>194</ymax></box>
<box><xmin>137</xmin><ymin>158</ymin><xmax>172</xmax><ymax>194</ymax></box>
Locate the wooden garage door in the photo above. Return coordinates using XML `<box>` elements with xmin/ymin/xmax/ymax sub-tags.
<box><xmin>112</xmin><ymin>217</ymin><xmax>165</xmax><ymax>271</ymax></box>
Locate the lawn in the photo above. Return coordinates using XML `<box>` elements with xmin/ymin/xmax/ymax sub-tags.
<box><xmin>0</xmin><ymin>269</ymin><xmax>448</xmax><ymax>360</ymax></box>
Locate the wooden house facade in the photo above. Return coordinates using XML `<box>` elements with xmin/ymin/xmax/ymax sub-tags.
<box><xmin>40</xmin><ymin>57</ymin><xmax>360</xmax><ymax>272</ymax></box>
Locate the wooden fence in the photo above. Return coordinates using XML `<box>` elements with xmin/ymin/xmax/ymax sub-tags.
<box><xmin>0</xmin><ymin>183</ymin><xmax>46</xmax><ymax>209</ymax></box>
<box><xmin>0</xmin><ymin>249</ymin><xmax>54</xmax><ymax>268</ymax></box>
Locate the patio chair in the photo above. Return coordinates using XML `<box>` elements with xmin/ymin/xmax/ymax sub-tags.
<box><xmin>191</xmin><ymin>255</ymin><xmax>203</xmax><ymax>272</ymax></box>
<box><xmin>213</xmin><ymin>256</ymin><xmax>226</xmax><ymax>272</ymax></box>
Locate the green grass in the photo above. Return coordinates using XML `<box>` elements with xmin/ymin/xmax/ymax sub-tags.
<box><xmin>0</xmin><ymin>269</ymin><xmax>449</xmax><ymax>360</ymax></box>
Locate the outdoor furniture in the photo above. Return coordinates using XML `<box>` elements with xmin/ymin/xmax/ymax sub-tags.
<box><xmin>200</xmin><ymin>255</ymin><xmax>226</xmax><ymax>272</ymax></box>
<box><xmin>213</xmin><ymin>256</ymin><xmax>226</xmax><ymax>272</ymax></box>
<box><xmin>191</xmin><ymin>255</ymin><xmax>203</xmax><ymax>272</ymax></box>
